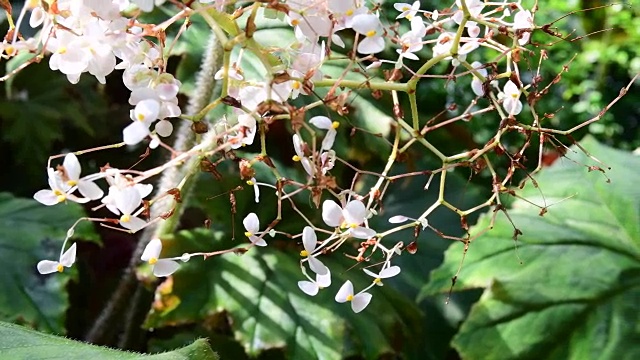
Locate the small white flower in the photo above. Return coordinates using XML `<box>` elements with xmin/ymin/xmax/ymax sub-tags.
<box><xmin>34</xmin><ymin>168</ymin><xmax>90</xmax><ymax>206</ymax></box>
<box><xmin>513</xmin><ymin>10</ymin><xmax>533</xmax><ymax>45</ymax></box>
<box><xmin>243</xmin><ymin>213</ymin><xmax>267</xmax><ymax>246</ymax></box>
<box><xmin>335</xmin><ymin>280</ymin><xmax>372</xmax><ymax>313</ymax></box>
<box><xmin>352</xmin><ymin>14</ymin><xmax>385</xmax><ymax>54</ymax></box>
<box><xmin>363</xmin><ymin>265</ymin><xmax>401</xmax><ymax>286</ymax></box>
<box><xmin>309</xmin><ymin>116</ymin><xmax>339</xmax><ymax>151</ymax></box>
<box><xmin>322</xmin><ymin>200</ymin><xmax>377</xmax><ymax>239</ymax></box>
<box><xmin>394</xmin><ymin>1</ymin><xmax>421</xmax><ymax>20</ymax></box>
<box><xmin>301</xmin><ymin>226</ymin><xmax>328</xmax><ymax>275</ymax></box>
<box><xmin>114</xmin><ymin>186</ymin><xmax>147</xmax><ymax>232</ymax></box>
<box><xmin>502</xmin><ymin>80</ymin><xmax>523</xmax><ymax>115</ymax></box>
<box><xmin>247</xmin><ymin>177</ymin><xmax>260</xmax><ymax>203</ymax></box>
<box><xmin>292</xmin><ymin>134</ymin><xmax>314</xmax><ymax>177</ymax></box>
<box><xmin>62</xmin><ymin>153</ymin><xmax>104</xmax><ymax>200</ymax></box>
<box><xmin>141</xmin><ymin>239</ymin><xmax>180</xmax><ymax>277</ymax></box>
<box><xmin>470</xmin><ymin>61</ymin><xmax>488</xmax><ymax>96</ymax></box>
<box><xmin>298</xmin><ymin>269</ymin><xmax>331</xmax><ymax>296</ymax></box>
<box><xmin>37</xmin><ymin>243</ymin><xmax>77</xmax><ymax>275</ymax></box>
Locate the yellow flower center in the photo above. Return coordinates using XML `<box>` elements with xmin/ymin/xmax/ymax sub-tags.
<box><xmin>4</xmin><ymin>45</ymin><xmax>15</xmax><ymax>56</ymax></box>
<box><xmin>58</xmin><ymin>47</ymin><xmax>67</xmax><ymax>54</ymax></box>
<box><xmin>56</xmin><ymin>264</ymin><xmax>64</xmax><ymax>273</ymax></box>
<box><xmin>300</xmin><ymin>250</ymin><xmax>309</xmax><ymax>257</ymax></box>
<box><xmin>349</xmin><ymin>223</ymin><xmax>357</xmax><ymax>229</ymax></box>
<box><xmin>137</xmin><ymin>113</ymin><xmax>146</xmax><ymax>121</ymax></box>
<box><xmin>292</xmin><ymin>155</ymin><xmax>301</xmax><ymax>162</ymax></box>
<box><xmin>56</xmin><ymin>194</ymin><xmax>66</xmax><ymax>203</ymax></box>
<box><xmin>511</xmin><ymin>93</ymin><xmax>519</xmax><ymax>98</ymax></box>
<box><xmin>331</xmin><ymin>121</ymin><xmax>340</xmax><ymax>129</ymax></box>
<box><xmin>149</xmin><ymin>257</ymin><xmax>158</xmax><ymax>265</ymax></box>
<box><xmin>374</xmin><ymin>278</ymin><xmax>382</xmax><ymax>284</ymax></box>
<box><xmin>346</xmin><ymin>9</ymin><xmax>354</xmax><ymax>16</ymax></box>
<box><xmin>366</xmin><ymin>30</ymin><xmax>377</xmax><ymax>37</ymax></box>
<box><xmin>67</xmin><ymin>180</ymin><xmax>77</xmax><ymax>186</ymax></box>
<box><xmin>291</xmin><ymin>19</ymin><xmax>299</xmax><ymax>26</ymax></box>
<box><xmin>120</xmin><ymin>214</ymin><xmax>131</xmax><ymax>223</ymax></box>
<box><xmin>402</xmin><ymin>6</ymin><xmax>410</xmax><ymax>11</ymax></box>
<box><xmin>245</xmin><ymin>231</ymin><xmax>253</xmax><ymax>237</ymax></box>
<box><xmin>246</xmin><ymin>180</ymin><xmax>254</xmax><ymax>186</ymax></box>
<box><xmin>346</xmin><ymin>294</ymin><xmax>354</xmax><ymax>302</ymax></box>
<box><xmin>292</xmin><ymin>81</ymin><xmax>301</xmax><ymax>90</ymax></box>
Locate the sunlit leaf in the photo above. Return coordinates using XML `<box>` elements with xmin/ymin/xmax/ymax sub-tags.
<box><xmin>423</xmin><ymin>136</ymin><xmax>640</xmax><ymax>359</ymax></box>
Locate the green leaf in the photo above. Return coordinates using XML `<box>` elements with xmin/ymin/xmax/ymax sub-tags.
<box><xmin>0</xmin><ymin>193</ymin><xmax>98</xmax><ymax>333</ymax></box>
<box><xmin>422</xmin><ymin>136</ymin><xmax>640</xmax><ymax>360</ymax></box>
<box><xmin>143</xmin><ymin>229</ymin><xmax>422</xmax><ymax>359</ymax></box>
<box><xmin>0</xmin><ymin>321</ymin><xmax>219</xmax><ymax>359</ymax></box>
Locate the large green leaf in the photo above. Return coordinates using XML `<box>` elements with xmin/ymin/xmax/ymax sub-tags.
<box><xmin>143</xmin><ymin>229</ymin><xmax>422</xmax><ymax>359</ymax></box>
<box><xmin>422</xmin><ymin>136</ymin><xmax>640</xmax><ymax>359</ymax></box>
<box><xmin>0</xmin><ymin>321</ymin><xmax>218</xmax><ymax>359</ymax></box>
<box><xmin>0</xmin><ymin>193</ymin><xmax>98</xmax><ymax>333</ymax></box>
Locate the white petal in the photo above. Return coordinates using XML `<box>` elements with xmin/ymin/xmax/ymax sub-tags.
<box><xmin>300</xmin><ymin>157</ymin><xmax>314</xmax><ymax>177</ymax></box>
<box><xmin>123</xmin><ymin>121</ymin><xmax>150</xmax><ymax>145</ymax></box>
<box><xmin>292</xmin><ymin>134</ymin><xmax>304</xmax><ymax>157</ymax></box>
<box><xmin>252</xmin><ymin>181</ymin><xmax>260</xmax><ymax>203</ymax></box>
<box><xmin>298</xmin><ymin>281</ymin><xmax>319</xmax><ymax>296</ymax></box>
<box><xmin>363</xmin><ymin>268</ymin><xmax>378</xmax><ymax>278</ymax></box>
<box><xmin>77</xmin><ymin>180</ymin><xmax>104</xmax><ymax>200</ymax></box>
<box><xmin>243</xmin><ymin>213</ymin><xmax>260</xmax><ymax>233</ymax></box>
<box><xmin>135</xmin><ymin>183</ymin><xmax>154</xmax><ymax>198</ymax></box>
<box><xmin>352</xmin><ymin>14</ymin><xmax>381</xmax><ymax>35</ymax></box>
<box><xmin>37</xmin><ymin>260</ymin><xmax>60</xmax><ymax>274</ymax></box>
<box><xmin>350</xmin><ymin>226</ymin><xmax>377</xmax><ymax>239</ymax></box>
<box><xmin>249</xmin><ymin>235</ymin><xmax>267</xmax><ymax>247</ymax></box>
<box><xmin>63</xmin><ymin>153</ymin><xmax>81</xmax><ymax>181</ymax></box>
<box><xmin>66</xmin><ymin>193</ymin><xmax>91</xmax><ymax>204</ymax></box>
<box><xmin>351</xmin><ymin>292</ymin><xmax>372</xmax><ymax>313</ymax></box>
<box><xmin>388</xmin><ymin>215</ymin><xmax>410</xmax><ymax>223</ymax></box>
<box><xmin>316</xmin><ymin>270</ymin><xmax>332</xmax><ymax>288</ymax></box>
<box><xmin>504</xmin><ymin>80</ymin><xmax>519</xmax><ymax>97</ymax></box>
<box><xmin>134</xmin><ymin>99</ymin><xmax>160</xmax><ymax>122</ymax></box>
<box><xmin>471</xmin><ymin>79</ymin><xmax>485</xmax><ymax>96</ymax></box>
<box><xmin>302</xmin><ymin>226</ymin><xmax>317</xmax><ymax>253</ymax></box>
<box><xmin>308</xmin><ymin>256</ymin><xmax>328</xmax><ymax>276</ymax></box>
<box><xmin>121</xmin><ymin>216</ymin><xmax>147</xmax><ymax>233</ymax></box>
<box><xmin>321</xmin><ymin>129</ymin><xmax>337</xmax><ymax>151</ymax></box>
<box><xmin>133</xmin><ymin>0</ymin><xmax>154</xmax><ymax>12</ymax></box>
<box><xmin>357</xmin><ymin>36</ymin><xmax>385</xmax><ymax>55</ymax></box>
<box><xmin>59</xmin><ymin>243</ymin><xmax>77</xmax><ymax>267</ymax></box>
<box><xmin>155</xmin><ymin>119</ymin><xmax>173</xmax><ymax>137</ymax></box>
<box><xmin>335</xmin><ymin>280</ymin><xmax>354</xmax><ymax>303</ymax></box>
<box><xmin>153</xmin><ymin>259</ymin><xmax>180</xmax><ymax>277</ymax></box>
<box><xmin>322</xmin><ymin>200</ymin><xmax>343</xmax><ymax>227</ymax></box>
<box><xmin>141</xmin><ymin>238</ymin><xmax>162</xmax><ymax>261</ymax></box>
<box><xmin>309</xmin><ymin>116</ymin><xmax>333</xmax><ymax>130</ymax></box>
<box><xmin>379</xmin><ymin>265</ymin><xmax>401</xmax><ymax>278</ymax></box>
<box><xmin>114</xmin><ymin>186</ymin><xmax>142</xmax><ymax>215</ymax></box>
<box><xmin>343</xmin><ymin>200</ymin><xmax>366</xmax><ymax>225</ymax></box>
<box><xmin>34</xmin><ymin>190</ymin><xmax>60</xmax><ymax>206</ymax></box>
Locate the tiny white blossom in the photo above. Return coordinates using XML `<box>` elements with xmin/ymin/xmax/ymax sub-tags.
<box><xmin>243</xmin><ymin>213</ymin><xmax>267</xmax><ymax>246</ymax></box>
<box><xmin>363</xmin><ymin>265</ymin><xmax>401</xmax><ymax>286</ymax></box>
<box><xmin>37</xmin><ymin>243</ymin><xmax>77</xmax><ymax>275</ymax></box>
<box><xmin>502</xmin><ymin>80</ymin><xmax>523</xmax><ymax>115</ymax></box>
<box><xmin>301</xmin><ymin>226</ymin><xmax>328</xmax><ymax>275</ymax></box>
<box><xmin>309</xmin><ymin>116</ymin><xmax>339</xmax><ymax>151</ymax></box>
<box><xmin>322</xmin><ymin>200</ymin><xmax>377</xmax><ymax>239</ymax></box>
<box><xmin>335</xmin><ymin>280</ymin><xmax>372</xmax><ymax>313</ymax></box>
<box><xmin>352</xmin><ymin>14</ymin><xmax>385</xmax><ymax>54</ymax></box>
<box><xmin>298</xmin><ymin>269</ymin><xmax>331</xmax><ymax>296</ymax></box>
<box><xmin>141</xmin><ymin>239</ymin><xmax>180</xmax><ymax>277</ymax></box>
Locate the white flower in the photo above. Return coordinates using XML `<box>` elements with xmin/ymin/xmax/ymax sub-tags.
<box><xmin>363</xmin><ymin>265</ymin><xmax>401</xmax><ymax>286</ymax></box>
<box><xmin>309</xmin><ymin>116</ymin><xmax>339</xmax><ymax>151</ymax></box>
<box><xmin>388</xmin><ymin>215</ymin><xmax>429</xmax><ymax>229</ymax></box>
<box><xmin>298</xmin><ymin>269</ymin><xmax>331</xmax><ymax>296</ymax></box>
<box><xmin>335</xmin><ymin>280</ymin><xmax>372</xmax><ymax>313</ymax></box>
<box><xmin>301</xmin><ymin>226</ymin><xmax>328</xmax><ymax>275</ymax></box>
<box><xmin>141</xmin><ymin>239</ymin><xmax>180</xmax><ymax>277</ymax></box>
<box><xmin>320</xmin><ymin>150</ymin><xmax>336</xmax><ymax>175</ymax></box>
<box><xmin>396</xmin><ymin>16</ymin><xmax>427</xmax><ymax>61</ymax></box>
<box><xmin>114</xmin><ymin>186</ymin><xmax>147</xmax><ymax>232</ymax></box>
<box><xmin>61</xmin><ymin>153</ymin><xmax>104</xmax><ymax>200</ymax></box>
<box><xmin>37</xmin><ymin>243</ymin><xmax>77</xmax><ymax>274</ymax></box>
<box><xmin>352</xmin><ymin>14</ymin><xmax>385</xmax><ymax>54</ymax></box>
<box><xmin>502</xmin><ymin>80</ymin><xmax>523</xmax><ymax>115</ymax></box>
<box><xmin>322</xmin><ymin>200</ymin><xmax>377</xmax><ymax>239</ymax></box>
<box><xmin>513</xmin><ymin>10</ymin><xmax>533</xmax><ymax>45</ymax></box>
<box><xmin>470</xmin><ymin>61</ymin><xmax>488</xmax><ymax>96</ymax></box>
<box><xmin>34</xmin><ymin>168</ymin><xmax>90</xmax><ymax>206</ymax></box>
<box><xmin>292</xmin><ymin>134</ymin><xmax>314</xmax><ymax>177</ymax></box>
<box><xmin>394</xmin><ymin>1</ymin><xmax>421</xmax><ymax>20</ymax></box>
<box><xmin>243</xmin><ymin>213</ymin><xmax>267</xmax><ymax>246</ymax></box>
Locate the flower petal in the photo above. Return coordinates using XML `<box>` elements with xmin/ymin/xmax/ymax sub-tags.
<box><xmin>34</xmin><ymin>190</ymin><xmax>60</xmax><ymax>206</ymax></box>
<box><xmin>141</xmin><ymin>238</ymin><xmax>162</xmax><ymax>262</ymax></box>
<box><xmin>350</xmin><ymin>226</ymin><xmax>377</xmax><ymax>239</ymax></box>
<box><xmin>308</xmin><ymin>256</ymin><xmax>328</xmax><ymax>276</ymax></box>
<box><xmin>153</xmin><ymin>259</ymin><xmax>180</xmax><ymax>277</ymax></box>
<box><xmin>316</xmin><ymin>270</ymin><xmax>332</xmax><ymax>288</ymax></box>
<box><xmin>249</xmin><ymin>235</ymin><xmax>267</xmax><ymax>247</ymax></box>
<box><xmin>298</xmin><ymin>281</ymin><xmax>319</xmax><ymax>296</ymax></box>
<box><xmin>114</xmin><ymin>186</ymin><xmax>142</xmax><ymax>215</ymax></box>
<box><xmin>335</xmin><ymin>280</ymin><xmax>354</xmax><ymax>303</ymax></box>
<box><xmin>321</xmin><ymin>129</ymin><xmax>337</xmax><ymax>151</ymax></box>
<box><xmin>322</xmin><ymin>200</ymin><xmax>343</xmax><ymax>227</ymax></box>
<box><xmin>243</xmin><ymin>213</ymin><xmax>260</xmax><ymax>233</ymax></box>
<box><xmin>351</xmin><ymin>292</ymin><xmax>372</xmax><ymax>313</ymax></box>
<box><xmin>388</xmin><ymin>215</ymin><xmax>410</xmax><ymax>223</ymax></box>
<box><xmin>379</xmin><ymin>265</ymin><xmax>401</xmax><ymax>278</ymax></box>
<box><xmin>63</xmin><ymin>153</ymin><xmax>81</xmax><ymax>182</ymax></box>
<box><xmin>78</xmin><ymin>180</ymin><xmax>104</xmax><ymax>200</ymax></box>
<box><xmin>59</xmin><ymin>243</ymin><xmax>77</xmax><ymax>267</ymax></box>
<box><xmin>37</xmin><ymin>260</ymin><xmax>60</xmax><ymax>275</ymax></box>
<box><xmin>123</xmin><ymin>121</ymin><xmax>150</xmax><ymax>145</ymax></box>
<box><xmin>302</xmin><ymin>226</ymin><xmax>317</xmax><ymax>253</ymax></box>
<box><xmin>121</xmin><ymin>216</ymin><xmax>147</xmax><ymax>233</ymax></box>
<box><xmin>309</xmin><ymin>116</ymin><xmax>333</xmax><ymax>130</ymax></box>
<box><xmin>343</xmin><ymin>200</ymin><xmax>367</xmax><ymax>225</ymax></box>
